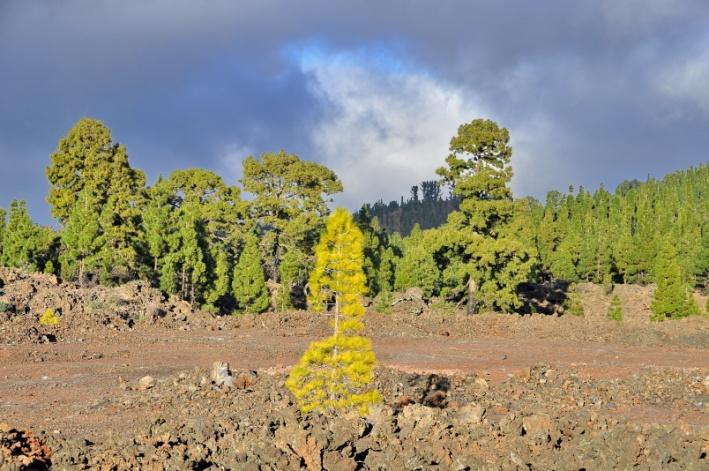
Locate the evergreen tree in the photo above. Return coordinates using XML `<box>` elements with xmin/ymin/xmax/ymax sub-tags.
<box><xmin>287</xmin><ymin>208</ymin><xmax>380</xmax><ymax>414</ymax></box>
<box><xmin>142</xmin><ymin>180</ymin><xmax>172</xmax><ymax>275</ymax></box>
<box><xmin>436</xmin><ymin>119</ymin><xmax>533</xmax><ymax>312</ymax></box>
<box><xmin>651</xmin><ymin>238</ymin><xmax>697</xmax><ymax>321</ymax></box>
<box><xmin>204</xmin><ymin>248</ymin><xmax>231</xmax><ymax>311</ymax></box>
<box><xmin>47</xmin><ymin>118</ymin><xmax>146</xmax><ymax>283</ymax></box>
<box><xmin>46</xmin><ymin>118</ymin><xmax>114</xmax><ymax>223</ymax></box>
<box><xmin>153</xmin><ymin>169</ymin><xmax>242</xmax><ymax>307</ymax></box>
<box><xmin>394</xmin><ymin>225</ymin><xmax>439</xmax><ymax>297</ymax></box>
<box><xmin>564</xmin><ymin>287</ymin><xmax>585</xmax><ymax>317</ymax></box>
<box><xmin>607</xmin><ymin>294</ymin><xmax>623</xmax><ymax>321</ymax></box>
<box><xmin>0</xmin><ymin>208</ymin><xmax>6</xmax><ymax>260</ymax></box>
<box><xmin>694</xmin><ymin>228</ymin><xmax>709</xmax><ymax>290</ymax></box>
<box><xmin>60</xmin><ymin>186</ymin><xmax>100</xmax><ymax>284</ymax></box>
<box><xmin>241</xmin><ymin>151</ymin><xmax>342</xmax><ymax>289</ymax></box>
<box><xmin>232</xmin><ymin>235</ymin><xmax>269</xmax><ymax>313</ymax></box>
<box><xmin>2</xmin><ymin>200</ymin><xmax>40</xmax><ymax>270</ymax></box>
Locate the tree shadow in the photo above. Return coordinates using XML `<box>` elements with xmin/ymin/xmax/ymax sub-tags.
<box><xmin>516</xmin><ymin>280</ymin><xmax>570</xmax><ymax>315</ymax></box>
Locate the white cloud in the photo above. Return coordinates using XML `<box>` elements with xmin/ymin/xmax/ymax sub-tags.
<box><xmin>300</xmin><ymin>52</ymin><xmax>491</xmax><ymax>208</ymax></box>
<box><xmin>217</xmin><ymin>143</ymin><xmax>254</xmax><ymax>186</ymax></box>
<box><xmin>655</xmin><ymin>41</ymin><xmax>709</xmax><ymax>114</ymax></box>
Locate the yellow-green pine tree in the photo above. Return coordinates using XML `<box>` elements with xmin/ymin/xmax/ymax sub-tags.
<box><xmin>286</xmin><ymin>208</ymin><xmax>381</xmax><ymax>414</ymax></box>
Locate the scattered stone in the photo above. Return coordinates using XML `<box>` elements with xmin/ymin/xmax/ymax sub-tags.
<box><xmin>210</xmin><ymin>362</ymin><xmax>234</xmax><ymax>389</ymax></box>
<box><xmin>457</xmin><ymin>404</ymin><xmax>485</xmax><ymax>425</ymax></box>
<box><xmin>136</xmin><ymin>375</ymin><xmax>156</xmax><ymax>391</ymax></box>
<box><xmin>234</xmin><ymin>372</ymin><xmax>257</xmax><ymax>390</ymax></box>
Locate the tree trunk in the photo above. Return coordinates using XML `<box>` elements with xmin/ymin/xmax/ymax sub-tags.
<box><xmin>79</xmin><ymin>258</ymin><xmax>85</xmax><ymax>288</ymax></box>
<box><xmin>466</xmin><ymin>278</ymin><xmax>478</xmax><ymax>315</ymax></box>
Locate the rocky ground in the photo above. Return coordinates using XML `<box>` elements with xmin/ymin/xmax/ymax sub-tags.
<box><xmin>4</xmin><ymin>364</ymin><xmax>709</xmax><ymax>470</ymax></box>
<box><xmin>1</xmin><ymin>268</ymin><xmax>708</xmax><ymax>469</ymax></box>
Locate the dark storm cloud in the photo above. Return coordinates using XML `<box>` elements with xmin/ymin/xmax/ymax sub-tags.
<box><xmin>1</xmin><ymin>0</ymin><xmax>708</xmax><ymax>224</ymax></box>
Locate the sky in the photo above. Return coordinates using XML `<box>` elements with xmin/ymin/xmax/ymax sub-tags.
<box><xmin>1</xmin><ymin>0</ymin><xmax>708</xmax><ymax>225</ymax></box>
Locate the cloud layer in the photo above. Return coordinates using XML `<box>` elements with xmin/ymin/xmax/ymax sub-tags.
<box><xmin>1</xmin><ymin>1</ymin><xmax>708</xmax><ymax>224</ymax></box>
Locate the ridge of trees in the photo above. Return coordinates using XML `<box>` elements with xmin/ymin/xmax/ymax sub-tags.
<box><xmin>361</xmin><ymin>181</ymin><xmax>459</xmax><ymax>236</ymax></box>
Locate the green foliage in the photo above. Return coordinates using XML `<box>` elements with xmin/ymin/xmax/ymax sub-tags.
<box><xmin>375</xmin><ymin>290</ymin><xmax>393</xmax><ymax>314</ymax></box>
<box><xmin>241</xmin><ymin>151</ymin><xmax>342</xmax><ymax>286</ymax></box>
<box><xmin>60</xmin><ymin>186</ymin><xmax>99</xmax><ymax>283</ymax></box>
<box><xmin>529</xmin><ymin>165</ymin><xmax>708</xmax><ymax>288</ymax></box>
<box><xmin>394</xmin><ymin>225</ymin><xmax>439</xmax><ymax>298</ymax></box>
<box><xmin>152</xmin><ymin>169</ymin><xmax>242</xmax><ymax>306</ymax></box>
<box><xmin>142</xmin><ymin>178</ymin><xmax>172</xmax><ymax>274</ymax></box>
<box><xmin>0</xmin><ymin>200</ymin><xmax>54</xmax><ymax>272</ymax></box>
<box><xmin>651</xmin><ymin>238</ymin><xmax>697</xmax><ymax>321</ymax></box>
<box><xmin>0</xmin><ymin>302</ymin><xmax>12</xmax><ymax>313</ymax></box>
<box><xmin>0</xmin><ymin>207</ymin><xmax>5</xmax><ymax>258</ymax></box>
<box><xmin>607</xmin><ymin>294</ymin><xmax>623</xmax><ymax>321</ymax></box>
<box><xmin>288</xmin><ymin>208</ymin><xmax>381</xmax><ymax>415</ymax></box>
<box><xmin>39</xmin><ymin>308</ymin><xmax>60</xmax><ymax>326</ymax></box>
<box><xmin>564</xmin><ymin>287</ymin><xmax>585</xmax><ymax>317</ymax></box>
<box><xmin>232</xmin><ymin>235</ymin><xmax>269</xmax><ymax>313</ymax></box>
<box><xmin>48</xmin><ymin>118</ymin><xmax>147</xmax><ymax>283</ymax></box>
<box><xmin>435</xmin><ymin>119</ymin><xmax>533</xmax><ymax>312</ymax></box>
<box><xmin>695</xmin><ymin>228</ymin><xmax>709</xmax><ymax>290</ymax></box>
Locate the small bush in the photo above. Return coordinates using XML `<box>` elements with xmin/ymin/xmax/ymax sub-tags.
<box><xmin>375</xmin><ymin>291</ymin><xmax>393</xmax><ymax>314</ymax></box>
<box><xmin>39</xmin><ymin>308</ymin><xmax>60</xmax><ymax>326</ymax></box>
<box><xmin>564</xmin><ymin>287</ymin><xmax>584</xmax><ymax>317</ymax></box>
<box><xmin>86</xmin><ymin>298</ymin><xmax>107</xmax><ymax>313</ymax></box>
<box><xmin>607</xmin><ymin>294</ymin><xmax>623</xmax><ymax>321</ymax></box>
<box><xmin>0</xmin><ymin>301</ymin><xmax>12</xmax><ymax>313</ymax></box>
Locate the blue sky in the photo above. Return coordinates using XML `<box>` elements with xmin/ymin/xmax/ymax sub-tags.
<box><xmin>1</xmin><ymin>0</ymin><xmax>708</xmax><ymax>225</ymax></box>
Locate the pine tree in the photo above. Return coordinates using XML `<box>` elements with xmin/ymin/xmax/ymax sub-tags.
<box><xmin>277</xmin><ymin>249</ymin><xmax>304</xmax><ymax>311</ymax></box>
<box><xmin>0</xmin><ymin>208</ymin><xmax>6</xmax><ymax>260</ymax></box>
<box><xmin>241</xmin><ymin>151</ymin><xmax>342</xmax><ymax>286</ymax></box>
<box><xmin>564</xmin><ymin>287</ymin><xmax>585</xmax><ymax>317</ymax></box>
<box><xmin>60</xmin><ymin>186</ymin><xmax>100</xmax><ymax>284</ymax></box>
<box><xmin>142</xmin><ymin>180</ymin><xmax>172</xmax><ymax>275</ymax></box>
<box><xmin>376</xmin><ymin>246</ymin><xmax>396</xmax><ymax>313</ymax></box>
<box><xmin>286</xmin><ymin>208</ymin><xmax>381</xmax><ymax>414</ymax></box>
<box><xmin>153</xmin><ymin>169</ymin><xmax>242</xmax><ymax>307</ymax></box>
<box><xmin>204</xmin><ymin>248</ymin><xmax>231</xmax><ymax>311</ymax></box>
<box><xmin>2</xmin><ymin>200</ymin><xmax>41</xmax><ymax>270</ymax></box>
<box><xmin>47</xmin><ymin>118</ymin><xmax>146</xmax><ymax>283</ymax></box>
<box><xmin>394</xmin><ymin>226</ymin><xmax>439</xmax><ymax>298</ymax></box>
<box><xmin>232</xmin><ymin>235</ymin><xmax>269</xmax><ymax>313</ymax></box>
<box><xmin>46</xmin><ymin>118</ymin><xmax>114</xmax><ymax>223</ymax></box>
<box><xmin>694</xmin><ymin>228</ymin><xmax>709</xmax><ymax>290</ymax></box>
<box><xmin>607</xmin><ymin>294</ymin><xmax>623</xmax><ymax>321</ymax></box>
<box><xmin>436</xmin><ymin>119</ymin><xmax>533</xmax><ymax>312</ymax></box>
<box><xmin>651</xmin><ymin>238</ymin><xmax>696</xmax><ymax>321</ymax></box>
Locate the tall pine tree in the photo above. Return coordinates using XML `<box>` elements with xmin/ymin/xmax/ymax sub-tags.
<box><xmin>232</xmin><ymin>235</ymin><xmax>269</xmax><ymax>313</ymax></box>
<box><xmin>436</xmin><ymin>119</ymin><xmax>533</xmax><ymax>312</ymax></box>
<box><xmin>47</xmin><ymin>118</ymin><xmax>146</xmax><ymax>283</ymax></box>
<box><xmin>651</xmin><ymin>238</ymin><xmax>698</xmax><ymax>321</ymax></box>
<box><xmin>60</xmin><ymin>186</ymin><xmax>100</xmax><ymax>284</ymax></box>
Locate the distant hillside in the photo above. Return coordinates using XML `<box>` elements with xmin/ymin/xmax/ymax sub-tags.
<box><xmin>358</xmin><ymin>180</ymin><xmax>459</xmax><ymax>236</ymax></box>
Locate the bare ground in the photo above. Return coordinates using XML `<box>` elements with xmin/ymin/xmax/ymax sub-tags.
<box><xmin>1</xmin><ymin>268</ymin><xmax>708</xmax><ymax>468</ymax></box>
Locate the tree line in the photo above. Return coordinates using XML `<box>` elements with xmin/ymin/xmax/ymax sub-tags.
<box><xmin>362</xmin><ymin>181</ymin><xmax>459</xmax><ymax>236</ymax></box>
<box><xmin>353</xmin><ymin>124</ymin><xmax>708</xmax><ymax>319</ymax></box>
<box><xmin>0</xmin><ymin>117</ymin><xmax>706</xmax><ymax>319</ymax></box>
<box><xmin>0</xmin><ymin>118</ymin><xmax>341</xmax><ymax>313</ymax></box>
